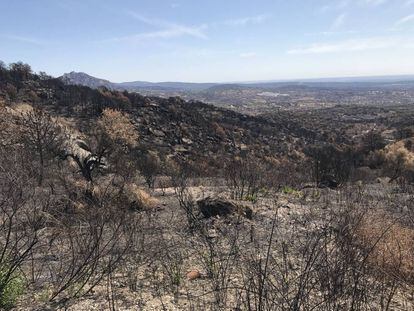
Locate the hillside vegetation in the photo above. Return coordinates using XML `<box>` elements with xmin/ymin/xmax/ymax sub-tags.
<box><xmin>1</xmin><ymin>62</ymin><xmax>414</xmax><ymax>310</ymax></box>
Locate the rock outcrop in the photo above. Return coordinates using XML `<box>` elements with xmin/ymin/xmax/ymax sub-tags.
<box><xmin>197</xmin><ymin>197</ymin><xmax>253</xmax><ymax>219</ymax></box>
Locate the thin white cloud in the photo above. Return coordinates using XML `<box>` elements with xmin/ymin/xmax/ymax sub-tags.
<box><xmin>100</xmin><ymin>11</ymin><xmax>270</xmax><ymax>44</ymax></box>
<box><xmin>319</xmin><ymin>0</ymin><xmax>350</xmax><ymax>13</ymax></box>
<box><xmin>331</xmin><ymin>13</ymin><xmax>347</xmax><ymax>29</ymax></box>
<box><xmin>221</xmin><ymin>14</ymin><xmax>271</xmax><ymax>26</ymax></box>
<box><xmin>361</xmin><ymin>0</ymin><xmax>387</xmax><ymax>6</ymax></box>
<box><xmin>287</xmin><ymin>36</ymin><xmax>408</xmax><ymax>54</ymax></box>
<box><xmin>395</xmin><ymin>14</ymin><xmax>414</xmax><ymax>26</ymax></box>
<box><xmin>122</xmin><ymin>11</ymin><xmax>208</xmax><ymax>40</ymax></box>
<box><xmin>406</xmin><ymin>0</ymin><xmax>414</xmax><ymax>6</ymax></box>
<box><xmin>240</xmin><ymin>52</ymin><xmax>257</xmax><ymax>58</ymax></box>
<box><xmin>338</xmin><ymin>0</ymin><xmax>351</xmax><ymax>8</ymax></box>
<box><xmin>0</xmin><ymin>34</ymin><xmax>46</xmax><ymax>45</ymax></box>
<box><xmin>320</xmin><ymin>0</ymin><xmax>388</xmax><ymax>12</ymax></box>
<box><xmin>318</xmin><ymin>5</ymin><xmax>330</xmax><ymax>13</ymax></box>
<box><xmin>167</xmin><ymin>48</ymin><xmax>238</xmax><ymax>58</ymax></box>
<box><xmin>318</xmin><ymin>0</ymin><xmax>388</xmax><ymax>13</ymax></box>
<box><xmin>307</xmin><ymin>30</ymin><xmax>359</xmax><ymax>36</ymax></box>
<box><xmin>101</xmin><ymin>28</ymin><xmax>206</xmax><ymax>43</ymax></box>
<box><xmin>127</xmin><ymin>11</ymin><xmax>170</xmax><ymax>28</ymax></box>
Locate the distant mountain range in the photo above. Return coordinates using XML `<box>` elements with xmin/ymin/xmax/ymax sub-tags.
<box><xmin>60</xmin><ymin>71</ymin><xmax>414</xmax><ymax>93</ymax></box>
<box><xmin>60</xmin><ymin>72</ymin><xmax>217</xmax><ymax>92</ymax></box>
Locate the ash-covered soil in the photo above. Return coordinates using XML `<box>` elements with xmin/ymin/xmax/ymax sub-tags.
<box><xmin>17</xmin><ymin>180</ymin><xmax>414</xmax><ymax>311</ymax></box>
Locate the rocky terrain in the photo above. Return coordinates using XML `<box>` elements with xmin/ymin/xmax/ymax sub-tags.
<box><xmin>61</xmin><ymin>72</ymin><xmax>115</xmax><ymax>89</ymax></box>
<box><xmin>3</xmin><ymin>66</ymin><xmax>311</xmax><ymax>174</ymax></box>
<box><xmin>1</xmin><ymin>62</ymin><xmax>414</xmax><ymax>310</ymax></box>
<box><xmin>14</xmin><ymin>181</ymin><xmax>414</xmax><ymax>310</ymax></box>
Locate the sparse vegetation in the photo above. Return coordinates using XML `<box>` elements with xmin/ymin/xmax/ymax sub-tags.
<box><xmin>0</xmin><ymin>265</ymin><xmax>25</xmax><ymax>310</ymax></box>
<box><xmin>1</xmin><ymin>62</ymin><xmax>414</xmax><ymax>310</ymax></box>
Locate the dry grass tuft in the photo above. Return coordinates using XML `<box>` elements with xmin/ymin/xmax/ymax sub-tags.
<box><xmin>69</xmin><ymin>179</ymin><xmax>158</xmax><ymax>211</ymax></box>
<box><xmin>124</xmin><ymin>183</ymin><xmax>159</xmax><ymax>210</ymax></box>
<box><xmin>357</xmin><ymin>213</ymin><xmax>414</xmax><ymax>282</ymax></box>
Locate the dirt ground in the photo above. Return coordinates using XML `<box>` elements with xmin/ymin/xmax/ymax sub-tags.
<box><xmin>16</xmin><ymin>181</ymin><xmax>414</xmax><ymax>311</ymax></box>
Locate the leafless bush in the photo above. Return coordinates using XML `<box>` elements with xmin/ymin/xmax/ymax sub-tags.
<box><xmin>137</xmin><ymin>151</ymin><xmax>161</xmax><ymax>189</ymax></box>
<box><xmin>0</xmin><ymin>147</ymin><xmax>138</xmax><ymax>306</ymax></box>
<box><xmin>0</xmin><ymin>147</ymin><xmax>46</xmax><ymax>309</ymax></box>
<box><xmin>171</xmin><ymin>165</ymin><xmax>200</xmax><ymax>233</ymax></box>
<box><xmin>38</xmin><ymin>183</ymin><xmax>134</xmax><ymax>303</ymax></box>
<box><xmin>224</xmin><ymin>154</ymin><xmax>267</xmax><ymax>201</ymax></box>
<box><xmin>196</xmin><ymin>220</ymin><xmax>244</xmax><ymax>308</ymax></box>
<box><xmin>17</xmin><ymin>107</ymin><xmax>65</xmax><ymax>186</ymax></box>
<box><xmin>305</xmin><ymin>143</ymin><xmax>356</xmax><ymax>187</ymax></box>
<box><xmin>232</xmin><ymin>199</ymin><xmax>412</xmax><ymax>310</ymax></box>
<box><xmin>158</xmin><ymin>238</ymin><xmax>186</xmax><ymax>291</ymax></box>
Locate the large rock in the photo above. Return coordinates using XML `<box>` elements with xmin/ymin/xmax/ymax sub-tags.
<box><xmin>318</xmin><ymin>175</ymin><xmax>339</xmax><ymax>189</ymax></box>
<box><xmin>197</xmin><ymin>197</ymin><xmax>252</xmax><ymax>219</ymax></box>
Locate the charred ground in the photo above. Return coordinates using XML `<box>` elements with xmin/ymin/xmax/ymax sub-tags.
<box><xmin>1</xmin><ymin>62</ymin><xmax>414</xmax><ymax>310</ymax></box>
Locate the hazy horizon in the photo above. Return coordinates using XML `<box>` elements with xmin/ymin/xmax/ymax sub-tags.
<box><xmin>2</xmin><ymin>0</ymin><xmax>414</xmax><ymax>83</ymax></box>
<box><xmin>63</xmin><ymin>71</ymin><xmax>414</xmax><ymax>84</ymax></box>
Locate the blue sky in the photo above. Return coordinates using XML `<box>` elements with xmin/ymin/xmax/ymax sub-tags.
<box><xmin>1</xmin><ymin>0</ymin><xmax>414</xmax><ymax>82</ymax></box>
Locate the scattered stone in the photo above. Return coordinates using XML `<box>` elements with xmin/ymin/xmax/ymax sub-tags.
<box><xmin>207</xmin><ymin>228</ymin><xmax>218</xmax><ymax>239</ymax></box>
<box><xmin>377</xmin><ymin>177</ymin><xmax>391</xmax><ymax>184</ymax></box>
<box><xmin>173</xmin><ymin>145</ymin><xmax>188</xmax><ymax>152</ymax></box>
<box><xmin>150</xmin><ymin>128</ymin><xmax>165</xmax><ymax>137</ymax></box>
<box><xmin>186</xmin><ymin>270</ymin><xmax>201</xmax><ymax>281</ymax></box>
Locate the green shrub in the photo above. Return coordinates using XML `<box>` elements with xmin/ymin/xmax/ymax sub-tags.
<box><xmin>244</xmin><ymin>193</ymin><xmax>258</xmax><ymax>203</ymax></box>
<box><xmin>0</xmin><ymin>268</ymin><xmax>25</xmax><ymax>310</ymax></box>
<box><xmin>282</xmin><ymin>186</ymin><xmax>301</xmax><ymax>196</ymax></box>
